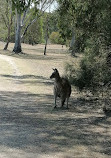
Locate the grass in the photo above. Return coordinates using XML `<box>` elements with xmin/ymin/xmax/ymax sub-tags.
<box><xmin>0</xmin><ymin>42</ymin><xmax>111</xmax><ymax>158</ymax></box>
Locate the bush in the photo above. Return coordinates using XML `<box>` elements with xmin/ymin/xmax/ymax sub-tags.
<box><xmin>49</xmin><ymin>32</ymin><xmax>64</xmax><ymax>44</ymax></box>
<box><xmin>66</xmin><ymin>48</ymin><xmax>111</xmax><ymax>92</ymax></box>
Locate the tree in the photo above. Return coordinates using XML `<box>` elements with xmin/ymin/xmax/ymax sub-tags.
<box><xmin>44</xmin><ymin>15</ymin><xmax>49</xmax><ymax>55</ymax></box>
<box><xmin>11</xmin><ymin>0</ymin><xmax>55</xmax><ymax>53</ymax></box>
<box><xmin>0</xmin><ymin>0</ymin><xmax>14</xmax><ymax>50</ymax></box>
<box><xmin>60</xmin><ymin>0</ymin><xmax>111</xmax><ymax>92</ymax></box>
<box><xmin>23</xmin><ymin>16</ymin><xmax>44</xmax><ymax>44</ymax></box>
<box><xmin>11</xmin><ymin>0</ymin><xmax>30</xmax><ymax>53</ymax></box>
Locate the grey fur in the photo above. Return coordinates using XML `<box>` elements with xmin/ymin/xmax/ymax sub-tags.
<box><xmin>50</xmin><ymin>68</ymin><xmax>71</xmax><ymax>109</ymax></box>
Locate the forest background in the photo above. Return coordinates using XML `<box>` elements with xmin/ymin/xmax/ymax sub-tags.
<box><xmin>0</xmin><ymin>0</ymin><xmax>110</xmax><ymax>96</ymax></box>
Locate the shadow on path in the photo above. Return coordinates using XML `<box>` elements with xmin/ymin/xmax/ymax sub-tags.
<box><xmin>0</xmin><ymin>90</ymin><xmax>111</xmax><ymax>157</ymax></box>
<box><xmin>0</xmin><ymin>74</ymin><xmax>53</xmax><ymax>85</ymax></box>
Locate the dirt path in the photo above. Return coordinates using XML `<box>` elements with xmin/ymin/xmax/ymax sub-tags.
<box><xmin>0</xmin><ymin>44</ymin><xmax>111</xmax><ymax>158</ymax></box>
<box><xmin>0</xmin><ymin>54</ymin><xmax>20</xmax><ymax>75</ymax></box>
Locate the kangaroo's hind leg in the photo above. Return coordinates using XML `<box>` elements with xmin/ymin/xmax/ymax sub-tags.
<box><xmin>66</xmin><ymin>97</ymin><xmax>69</xmax><ymax>109</ymax></box>
<box><xmin>54</xmin><ymin>93</ymin><xmax>57</xmax><ymax>108</ymax></box>
<box><xmin>61</xmin><ymin>98</ymin><xmax>65</xmax><ymax>107</ymax></box>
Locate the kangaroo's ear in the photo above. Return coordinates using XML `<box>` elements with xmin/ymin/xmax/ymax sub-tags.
<box><xmin>52</xmin><ymin>68</ymin><xmax>58</xmax><ymax>72</ymax></box>
<box><xmin>55</xmin><ymin>68</ymin><xmax>58</xmax><ymax>72</ymax></box>
<box><xmin>52</xmin><ymin>68</ymin><xmax>56</xmax><ymax>71</ymax></box>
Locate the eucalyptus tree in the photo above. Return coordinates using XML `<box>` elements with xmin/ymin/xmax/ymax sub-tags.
<box><xmin>0</xmin><ymin>0</ymin><xmax>14</xmax><ymax>50</ymax></box>
<box><xmin>11</xmin><ymin>0</ymin><xmax>55</xmax><ymax>53</ymax></box>
<box><xmin>58</xmin><ymin>0</ymin><xmax>111</xmax><ymax>91</ymax></box>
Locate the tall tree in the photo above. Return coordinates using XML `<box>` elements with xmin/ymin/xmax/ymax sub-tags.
<box><xmin>12</xmin><ymin>0</ymin><xmax>31</xmax><ymax>53</ymax></box>
<box><xmin>11</xmin><ymin>0</ymin><xmax>55</xmax><ymax>53</ymax></box>
<box><xmin>58</xmin><ymin>0</ymin><xmax>111</xmax><ymax>91</ymax></box>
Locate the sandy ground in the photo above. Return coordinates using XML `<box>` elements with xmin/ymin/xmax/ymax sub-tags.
<box><xmin>0</xmin><ymin>43</ymin><xmax>111</xmax><ymax>158</ymax></box>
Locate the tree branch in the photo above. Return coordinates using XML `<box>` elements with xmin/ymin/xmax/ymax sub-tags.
<box><xmin>21</xmin><ymin>8</ymin><xmax>29</xmax><ymax>27</ymax></box>
<box><xmin>21</xmin><ymin>0</ymin><xmax>55</xmax><ymax>39</ymax></box>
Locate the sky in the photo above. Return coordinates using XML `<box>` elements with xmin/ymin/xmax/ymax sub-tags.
<box><xmin>31</xmin><ymin>1</ymin><xmax>58</xmax><ymax>13</ymax></box>
<box><xmin>46</xmin><ymin>1</ymin><xmax>58</xmax><ymax>12</ymax></box>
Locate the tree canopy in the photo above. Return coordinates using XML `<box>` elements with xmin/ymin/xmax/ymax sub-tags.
<box><xmin>57</xmin><ymin>0</ymin><xmax>111</xmax><ymax>91</ymax></box>
<box><xmin>0</xmin><ymin>0</ymin><xmax>110</xmax><ymax>92</ymax></box>
<box><xmin>10</xmin><ymin>0</ymin><xmax>55</xmax><ymax>53</ymax></box>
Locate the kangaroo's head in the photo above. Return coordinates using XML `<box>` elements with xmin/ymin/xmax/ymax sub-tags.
<box><xmin>50</xmin><ymin>68</ymin><xmax>60</xmax><ymax>79</ymax></box>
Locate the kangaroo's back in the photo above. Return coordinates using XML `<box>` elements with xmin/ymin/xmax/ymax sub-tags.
<box><xmin>61</xmin><ymin>77</ymin><xmax>71</xmax><ymax>97</ymax></box>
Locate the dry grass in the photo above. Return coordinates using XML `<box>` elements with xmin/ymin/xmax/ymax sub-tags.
<box><xmin>0</xmin><ymin>42</ymin><xmax>111</xmax><ymax>158</ymax></box>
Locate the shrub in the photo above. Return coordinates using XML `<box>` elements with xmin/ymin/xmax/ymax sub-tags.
<box><xmin>66</xmin><ymin>48</ymin><xmax>111</xmax><ymax>92</ymax></box>
<box><xmin>49</xmin><ymin>32</ymin><xmax>64</xmax><ymax>44</ymax></box>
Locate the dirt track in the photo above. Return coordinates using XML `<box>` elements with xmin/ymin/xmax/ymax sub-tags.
<box><xmin>0</xmin><ymin>44</ymin><xmax>111</xmax><ymax>158</ymax></box>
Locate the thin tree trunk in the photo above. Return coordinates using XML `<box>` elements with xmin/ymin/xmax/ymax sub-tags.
<box><xmin>4</xmin><ymin>41</ymin><xmax>9</xmax><ymax>50</ymax></box>
<box><xmin>13</xmin><ymin>11</ymin><xmax>22</xmax><ymax>53</ymax></box>
<box><xmin>70</xmin><ymin>28</ymin><xmax>75</xmax><ymax>56</ymax></box>
<box><xmin>2</xmin><ymin>1</ymin><xmax>13</xmax><ymax>50</ymax></box>
<box><xmin>4</xmin><ymin>17</ymin><xmax>13</xmax><ymax>50</ymax></box>
<box><xmin>44</xmin><ymin>35</ymin><xmax>48</xmax><ymax>55</ymax></box>
<box><xmin>44</xmin><ymin>17</ymin><xmax>49</xmax><ymax>55</ymax></box>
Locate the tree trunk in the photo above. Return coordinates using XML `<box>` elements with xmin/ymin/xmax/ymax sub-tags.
<box><xmin>4</xmin><ymin>21</ymin><xmax>12</xmax><ymax>50</ymax></box>
<box><xmin>70</xmin><ymin>28</ymin><xmax>75</xmax><ymax>56</ymax></box>
<box><xmin>4</xmin><ymin>41</ymin><xmax>9</xmax><ymax>50</ymax></box>
<box><xmin>3</xmin><ymin>1</ymin><xmax>13</xmax><ymax>50</ymax></box>
<box><xmin>44</xmin><ymin>18</ymin><xmax>49</xmax><ymax>55</ymax></box>
<box><xmin>13</xmin><ymin>11</ymin><xmax>22</xmax><ymax>53</ymax></box>
<box><xmin>44</xmin><ymin>36</ymin><xmax>48</xmax><ymax>55</ymax></box>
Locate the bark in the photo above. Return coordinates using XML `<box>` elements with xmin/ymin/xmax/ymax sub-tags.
<box><xmin>13</xmin><ymin>11</ymin><xmax>22</xmax><ymax>53</ymax></box>
<box><xmin>21</xmin><ymin>0</ymin><xmax>55</xmax><ymax>39</ymax></box>
<box><xmin>44</xmin><ymin>18</ymin><xmax>49</xmax><ymax>55</ymax></box>
<box><xmin>44</xmin><ymin>35</ymin><xmax>48</xmax><ymax>55</ymax></box>
<box><xmin>13</xmin><ymin>0</ymin><xmax>55</xmax><ymax>53</ymax></box>
<box><xmin>4</xmin><ymin>14</ymin><xmax>13</xmax><ymax>50</ymax></box>
<box><xmin>4</xmin><ymin>26</ymin><xmax>11</xmax><ymax>50</ymax></box>
<box><xmin>69</xmin><ymin>28</ymin><xmax>75</xmax><ymax>56</ymax></box>
<box><xmin>4</xmin><ymin>41</ymin><xmax>9</xmax><ymax>50</ymax></box>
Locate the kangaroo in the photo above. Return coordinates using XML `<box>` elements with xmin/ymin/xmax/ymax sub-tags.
<box><xmin>50</xmin><ymin>68</ymin><xmax>71</xmax><ymax>109</ymax></box>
